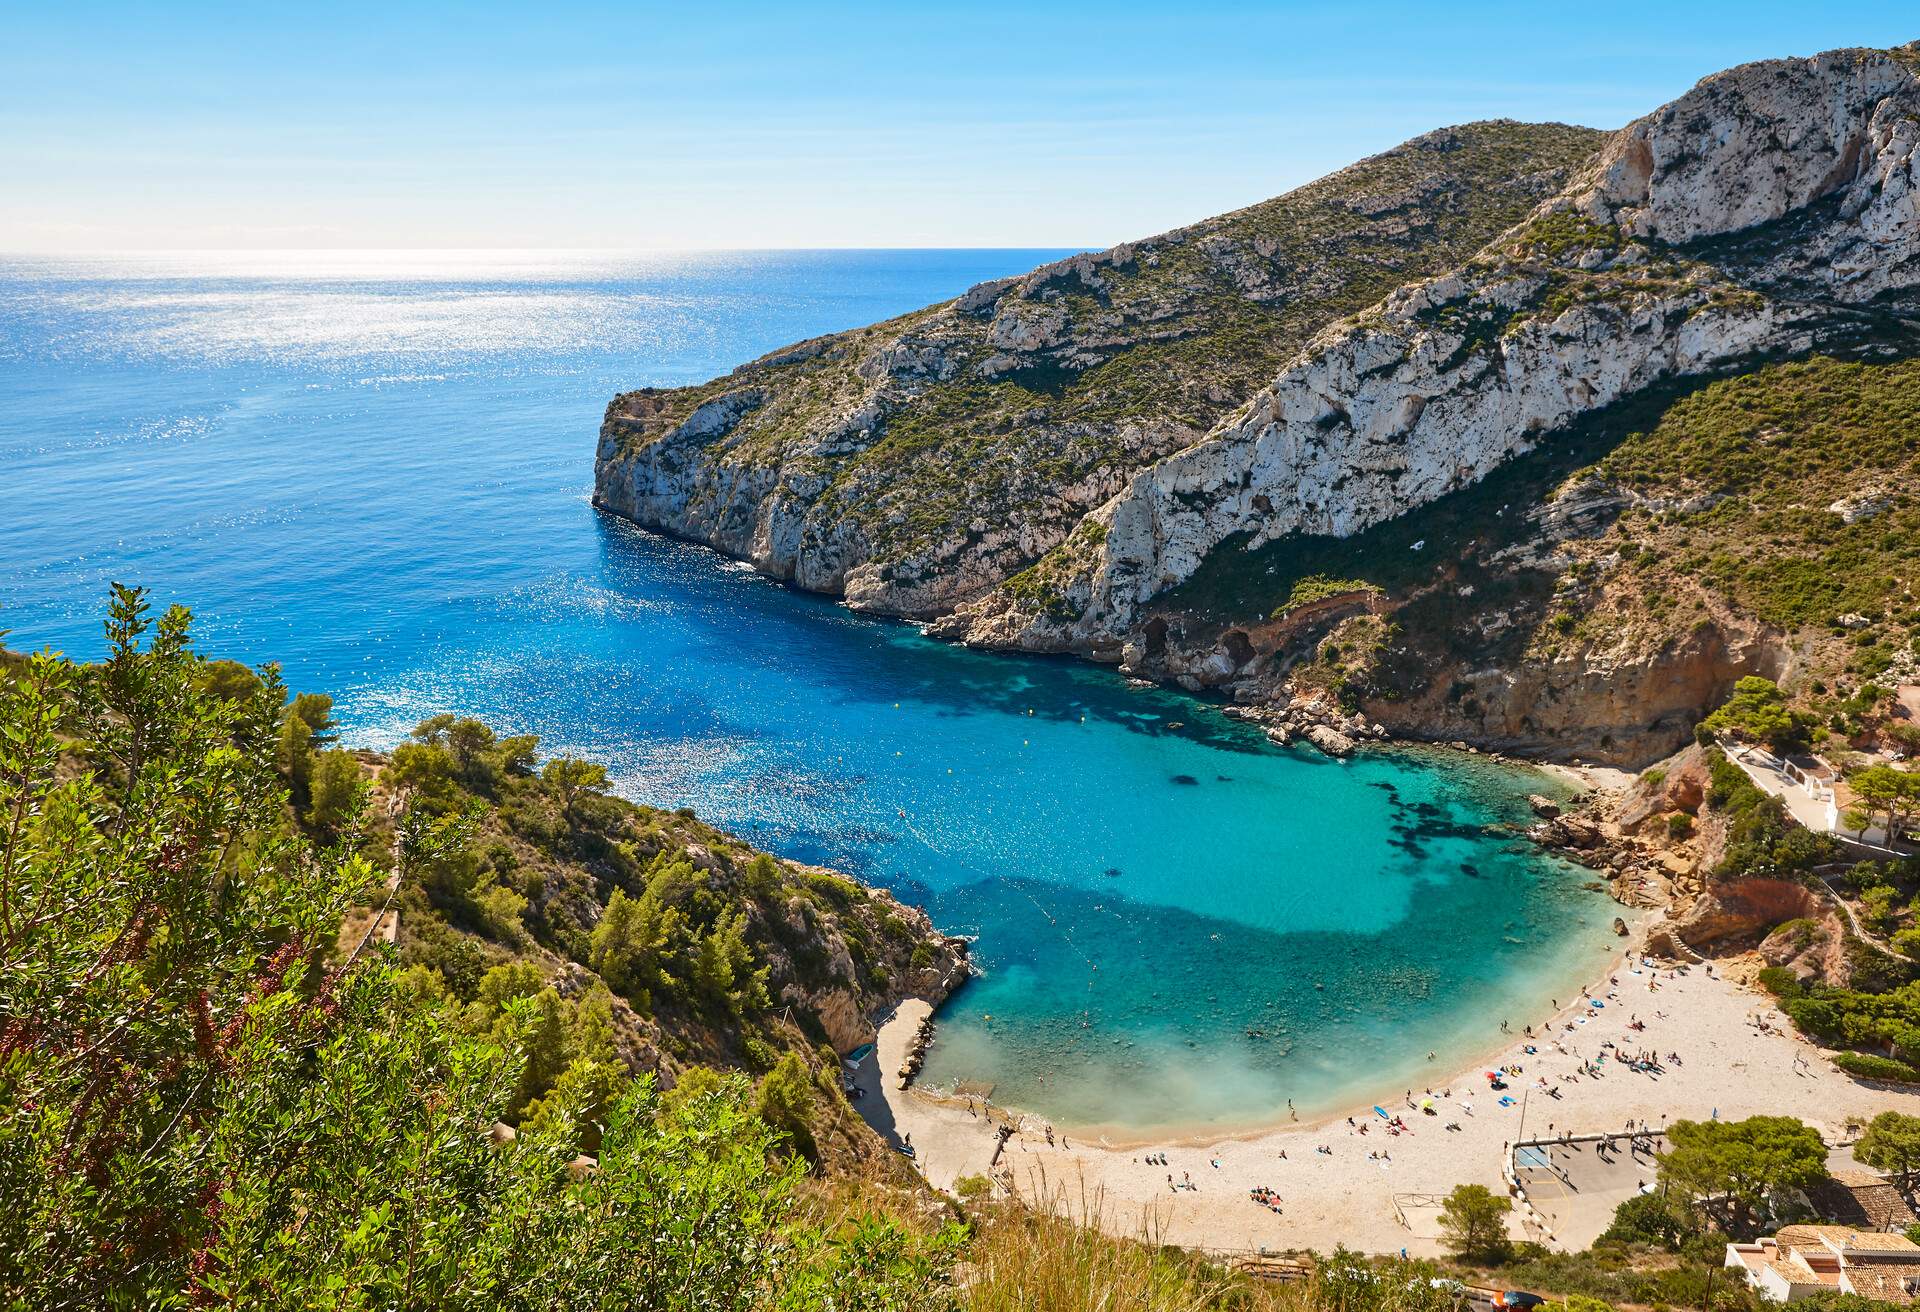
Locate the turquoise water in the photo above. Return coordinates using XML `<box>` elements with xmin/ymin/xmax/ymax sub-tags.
<box><xmin>0</xmin><ymin>250</ymin><xmax>1617</xmax><ymax>1133</ymax></box>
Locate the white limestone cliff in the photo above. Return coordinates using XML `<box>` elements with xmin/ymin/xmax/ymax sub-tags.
<box><xmin>944</xmin><ymin>45</ymin><xmax>1920</xmax><ymax>651</ymax></box>
<box><xmin>592</xmin><ymin>122</ymin><xmax>1603</xmax><ymax>617</ymax></box>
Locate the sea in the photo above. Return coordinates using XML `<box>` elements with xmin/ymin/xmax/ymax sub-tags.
<box><xmin>0</xmin><ymin>249</ymin><xmax>1619</xmax><ymax>1135</ymax></box>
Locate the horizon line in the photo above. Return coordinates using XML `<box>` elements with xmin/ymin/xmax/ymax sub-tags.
<box><xmin>0</xmin><ymin>244</ymin><xmax>1096</xmax><ymax>256</ymax></box>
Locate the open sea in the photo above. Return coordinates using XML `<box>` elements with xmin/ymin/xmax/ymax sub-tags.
<box><xmin>0</xmin><ymin>249</ymin><xmax>1618</xmax><ymax>1135</ymax></box>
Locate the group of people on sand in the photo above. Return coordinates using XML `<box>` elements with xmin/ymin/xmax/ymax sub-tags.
<box><xmin>1601</xmin><ymin>1042</ymin><xmax>1668</xmax><ymax>1075</ymax></box>
<box><xmin>1248</xmin><ymin>1185</ymin><xmax>1283</xmax><ymax>1213</ymax></box>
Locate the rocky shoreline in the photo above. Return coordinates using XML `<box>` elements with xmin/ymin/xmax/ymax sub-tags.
<box><xmin>1217</xmin><ymin>699</ymin><xmax>1384</xmax><ymax>758</ymax></box>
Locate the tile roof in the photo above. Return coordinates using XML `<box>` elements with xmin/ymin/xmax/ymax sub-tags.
<box><xmin>1776</xmin><ymin>1224</ymin><xmax>1920</xmax><ymax>1256</ymax></box>
<box><xmin>1844</xmin><ymin>1266</ymin><xmax>1920</xmax><ymax>1304</ymax></box>
<box><xmin>1841</xmin><ymin>1235</ymin><xmax>1920</xmax><ymax>1255</ymax></box>
<box><xmin>1737</xmin><ymin>1226</ymin><xmax>1920</xmax><ymax>1305</ymax></box>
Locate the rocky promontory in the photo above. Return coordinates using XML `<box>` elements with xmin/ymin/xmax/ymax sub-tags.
<box><xmin>595</xmin><ymin>120</ymin><xmax>1603</xmax><ymax>612</ymax></box>
<box><xmin>598</xmin><ymin>44</ymin><xmax>1920</xmax><ymax>768</ymax></box>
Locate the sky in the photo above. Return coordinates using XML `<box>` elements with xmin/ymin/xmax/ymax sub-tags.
<box><xmin>2</xmin><ymin>2</ymin><xmax>1915</xmax><ymax>251</ymax></box>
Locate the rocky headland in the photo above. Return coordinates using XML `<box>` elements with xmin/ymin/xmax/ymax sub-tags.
<box><xmin>598</xmin><ymin>44</ymin><xmax>1920</xmax><ymax>772</ymax></box>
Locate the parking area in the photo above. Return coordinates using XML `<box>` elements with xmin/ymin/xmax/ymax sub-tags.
<box><xmin>1512</xmin><ymin>1132</ymin><xmax>1667</xmax><ymax>1249</ymax></box>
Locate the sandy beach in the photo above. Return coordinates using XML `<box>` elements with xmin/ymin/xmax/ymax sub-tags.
<box><xmin>856</xmin><ymin>948</ymin><xmax>1920</xmax><ymax>1257</ymax></box>
<box><xmin>1534</xmin><ymin>761</ymin><xmax>1637</xmax><ymax>794</ymax></box>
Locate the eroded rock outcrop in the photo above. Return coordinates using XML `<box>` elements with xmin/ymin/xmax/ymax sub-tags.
<box><xmin>1760</xmin><ymin>911</ymin><xmax>1856</xmax><ymax>986</ymax></box>
<box><xmin>1668</xmin><ymin>877</ymin><xmax>1824</xmax><ymax>951</ymax></box>
<box><xmin>1361</xmin><ymin>606</ymin><xmax>1784</xmax><ymax>764</ymax></box>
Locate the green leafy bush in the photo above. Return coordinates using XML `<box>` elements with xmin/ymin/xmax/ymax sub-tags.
<box><xmin>1598</xmin><ymin>1192</ymin><xmax>1693</xmax><ymax>1251</ymax></box>
<box><xmin>1269</xmin><ymin>574</ymin><xmax>1380</xmax><ymax>621</ymax></box>
<box><xmin>0</xmin><ymin>587</ymin><xmax>955</xmax><ymax>1306</ymax></box>
<box><xmin>1757</xmin><ymin>966</ymin><xmax>1804</xmax><ymax>998</ymax></box>
<box><xmin>755</xmin><ymin>1051</ymin><xmax>819</xmax><ymax>1160</ymax></box>
<box><xmin>1833</xmin><ymin>1052</ymin><xmax>1920</xmax><ymax>1083</ymax></box>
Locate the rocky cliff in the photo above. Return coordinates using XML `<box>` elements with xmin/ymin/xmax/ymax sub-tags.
<box><xmin>595</xmin><ymin>121</ymin><xmax>1602</xmax><ymax>612</ymax></box>
<box><xmin>947</xmin><ymin>46</ymin><xmax>1920</xmax><ymax>650</ymax></box>
<box><xmin>600</xmin><ymin>44</ymin><xmax>1920</xmax><ymax>767</ymax></box>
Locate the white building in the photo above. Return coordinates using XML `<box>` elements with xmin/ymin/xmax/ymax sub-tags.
<box><xmin>1726</xmin><ymin>1225</ymin><xmax>1920</xmax><ymax>1304</ymax></box>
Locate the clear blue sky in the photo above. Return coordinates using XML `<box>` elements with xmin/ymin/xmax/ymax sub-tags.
<box><xmin>2</xmin><ymin>2</ymin><xmax>1913</xmax><ymax>251</ymax></box>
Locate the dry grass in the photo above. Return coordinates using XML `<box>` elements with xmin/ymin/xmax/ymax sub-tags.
<box><xmin>959</xmin><ymin>1163</ymin><xmax>1291</xmax><ymax>1312</ymax></box>
<box><xmin>796</xmin><ymin>1165</ymin><xmax>1522</xmax><ymax>1312</ymax></box>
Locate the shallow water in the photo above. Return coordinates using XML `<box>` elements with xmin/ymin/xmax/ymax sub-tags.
<box><xmin>0</xmin><ymin>250</ymin><xmax>1617</xmax><ymax>1132</ymax></box>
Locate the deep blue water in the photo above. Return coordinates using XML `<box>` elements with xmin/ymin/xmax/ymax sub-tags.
<box><xmin>0</xmin><ymin>250</ymin><xmax>1615</xmax><ymax>1133</ymax></box>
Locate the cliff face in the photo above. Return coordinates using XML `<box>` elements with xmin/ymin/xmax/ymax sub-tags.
<box><xmin>599</xmin><ymin>44</ymin><xmax>1920</xmax><ymax>767</ymax></box>
<box><xmin>945</xmin><ymin>46</ymin><xmax>1920</xmax><ymax>653</ymax></box>
<box><xmin>594</xmin><ymin>120</ymin><xmax>1603</xmax><ymax>613</ymax></box>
